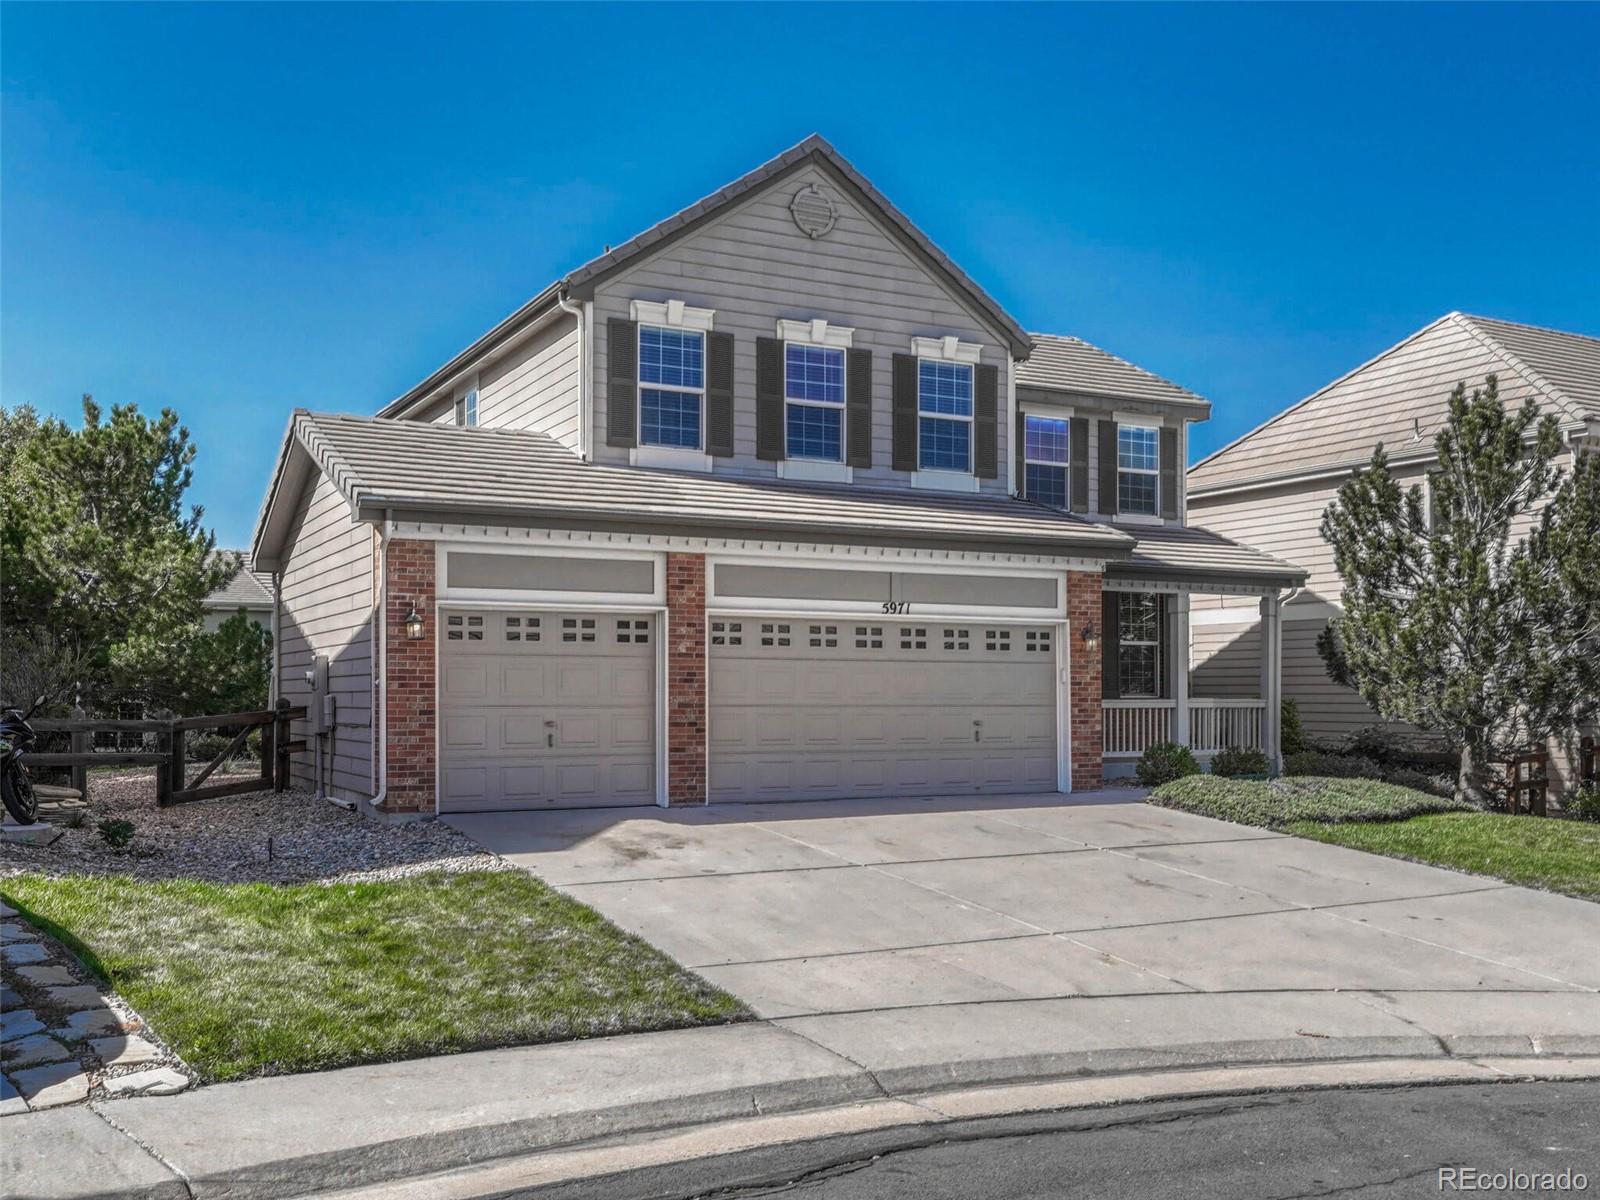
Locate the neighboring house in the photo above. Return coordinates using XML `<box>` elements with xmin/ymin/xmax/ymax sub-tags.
<box><xmin>1188</xmin><ymin>312</ymin><xmax>1600</xmax><ymax>791</ymax></box>
<box><xmin>201</xmin><ymin>553</ymin><xmax>275</xmax><ymax>633</ymax></box>
<box><xmin>250</xmin><ymin>135</ymin><xmax>1303</xmax><ymax>816</ymax></box>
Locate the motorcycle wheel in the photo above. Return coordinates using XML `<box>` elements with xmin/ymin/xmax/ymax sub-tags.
<box><xmin>1</xmin><ymin>764</ymin><xmax>39</xmax><ymax>825</ymax></box>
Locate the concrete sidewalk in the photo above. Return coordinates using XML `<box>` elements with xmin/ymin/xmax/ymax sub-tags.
<box><xmin>7</xmin><ymin>1000</ymin><xmax>1600</xmax><ymax>1200</ymax></box>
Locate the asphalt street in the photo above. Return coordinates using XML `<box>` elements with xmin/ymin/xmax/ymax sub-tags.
<box><xmin>525</xmin><ymin>1081</ymin><xmax>1599</xmax><ymax>1200</ymax></box>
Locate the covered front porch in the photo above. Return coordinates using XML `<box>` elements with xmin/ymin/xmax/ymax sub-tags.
<box><xmin>1096</xmin><ymin>523</ymin><xmax>1302</xmax><ymax>776</ymax></box>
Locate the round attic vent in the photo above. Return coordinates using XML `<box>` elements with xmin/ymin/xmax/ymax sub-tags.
<box><xmin>790</xmin><ymin>184</ymin><xmax>838</xmax><ymax>239</ymax></box>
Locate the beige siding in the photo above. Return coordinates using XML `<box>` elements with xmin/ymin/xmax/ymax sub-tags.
<box><xmin>1190</xmin><ymin>622</ymin><xmax>1260</xmax><ymax>699</ymax></box>
<box><xmin>590</xmin><ymin>162</ymin><xmax>1012</xmax><ymax>492</ymax></box>
<box><xmin>277</xmin><ymin>469</ymin><xmax>375</xmax><ymax>801</ymax></box>
<box><xmin>1016</xmin><ymin>388</ymin><xmax>1189</xmax><ymax>524</ymax></box>
<box><xmin>477</xmin><ymin>314</ymin><xmax>581</xmax><ymax>449</ymax></box>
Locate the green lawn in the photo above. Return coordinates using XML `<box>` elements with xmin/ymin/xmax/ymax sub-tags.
<box><xmin>0</xmin><ymin>870</ymin><xmax>748</xmax><ymax>1082</ymax></box>
<box><xmin>1148</xmin><ymin>774</ymin><xmax>1599</xmax><ymax>901</ymax></box>
<box><xmin>1292</xmin><ymin>812</ymin><xmax>1600</xmax><ymax>900</ymax></box>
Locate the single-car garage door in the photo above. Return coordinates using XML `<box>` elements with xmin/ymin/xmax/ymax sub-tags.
<box><xmin>709</xmin><ymin>619</ymin><xmax>1059</xmax><ymax>803</ymax></box>
<box><xmin>439</xmin><ymin>609</ymin><xmax>655</xmax><ymax>811</ymax></box>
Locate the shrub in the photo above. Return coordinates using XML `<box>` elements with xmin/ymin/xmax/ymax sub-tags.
<box><xmin>1380</xmin><ymin>765</ymin><xmax>1455</xmax><ymax>798</ymax></box>
<box><xmin>97</xmin><ymin>819</ymin><xmax>135</xmax><ymax>848</ymax></box>
<box><xmin>1567</xmin><ymin>784</ymin><xmax>1600</xmax><ymax>823</ymax></box>
<box><xmin>1136</xmin><ymin>742</ymin><xmax>1200</xmax><ymax>787</ymax></box>
<box><xmin>1285</xmin><ymin>750</ymin><xmax>1382</xmax><ymax>779</ymax></box>
<box><xmin>186</xmin><ymin>729</ymin><xmax>260</xmax><ymax>764</ymax></box>
<box><xmin>1148</xmin><ymin>774</ymin><xmax>1471</xmax><ymax>829</ymax></box>
<box><xmin>1211</xmin><ymin>745</ymin><xmax>1270</xmax><ymax>778</ymax></box>
<box><xmin>1280</xmin><ymin>699</ymin><xmax>1307</xmax><ymax>757</ymax></box>
<box><xmin>1343</xmin><ymin>724</ymin><xmax>1416</xmax><ymax>766</ymax></box>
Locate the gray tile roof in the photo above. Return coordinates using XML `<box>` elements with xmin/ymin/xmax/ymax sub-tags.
<box><xmin>1105</xmin><ymin>523</ymin><xmax>1307</xmax><ymax>588</ymax></box>
<box><xmin>1017</xmin><ymin>334</ymin><xmax>1209</xmax><ymax>411</ymax></box>
<box><xmin>290</xmin><ymin>412</ymin><xmax>1135</xmax><ymax>556</ymax></box>
<box><xmin>1189</xmin><ymin>312</ymin><xmax>1600</xmax><ymax>493</ymax></box>
<box><xmin>204</xmin><ymin>552</ymin><xmax>275</xmax><ymax>609</ymax></box>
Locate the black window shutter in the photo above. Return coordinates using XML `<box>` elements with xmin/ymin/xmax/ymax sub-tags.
<box><xmin>605</xmin><ymin>318</ymin><xmax>638</xmax><ymax>448</ymax></box>
<box><xmin>973</xmin><ymin>363</ymin><xmax>999</xmax><ymax>479</ymax></box>
<box><xmin>891</xmin><ymin>354</ymin><xmax>918</xmax><ymax>473</ymax></box>
<box><xmin>705</xmin><ymin>332</ymin><xmax>735</xmax><ymax>457</ymax></box>
<box><xmin>1069</xmin><ymin>417</ymin><xmax>1090</xmax><ymax>512</ymax></box>
<box><xmin>846</xmin><ymin>348</ymin><xmax>872</xmax><ymax>468</ymax></box>
<box><xmin>1014</xmin><ymin>409</ymin><xmax>1026</xmax><ymax>495</ymax></box>
<box><xmin>1098</xmin><ymin>420</ymin><xmax>1118</xmax><ymax>515</ymax></box>
<box><xmin>1160</xmin><ymin>426</ymin><xmax>1179</xmax><ymax>519</ymax></box>
<box><xmin>755</xmin><ymin>337</ymin><xmax>784</xmax><ymax>461</ymax></box>
<box><xmin>1100</xmin><ymin>590</ymin><xmax>1121</xmax><ymax>700</ymax></box>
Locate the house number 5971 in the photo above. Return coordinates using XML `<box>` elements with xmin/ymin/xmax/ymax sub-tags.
<box><xmin>881</xmin><ymin>601</ymin><xmax>911</xmax><ymax>615</ymax></box>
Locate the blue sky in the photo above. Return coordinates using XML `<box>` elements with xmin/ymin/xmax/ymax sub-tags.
<box><xmin>4</xmin><ymin>2</ymin><xmax>1597</xmax><ymax>548</ymax></box>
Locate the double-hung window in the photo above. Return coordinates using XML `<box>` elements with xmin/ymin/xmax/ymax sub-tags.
<box><xmin>454</xmin><ymin>388</ymin><xmax>478</xmax><ymax>427</ymax></box>
<box><xmin>918</xmin><ymin>359</ymin><xmax>973</xmax><ymax>472</ymax></box>
<box><xmin>1023</xmin><ymin>415</ymin><xmax>1069</xmax><ymax>507</ymax></box>
<box><xmin>639</xmin><ymin>325</ymin><xmax>704</xmax><ymax>449</ymax></box>
<box><xmin>1117</xmin><ymin>593</ymin><xmax>1161</xmax><ymax>698</ymax></box>
<box><xmin>785</xmin><ymin>343</ymin><xmax>845</xmax><ymax>461</ymax></box>
<box><xmin>1117</xmin><ymin>425</ymin><xmax>1160</xmax><ymax>515</ymax></box>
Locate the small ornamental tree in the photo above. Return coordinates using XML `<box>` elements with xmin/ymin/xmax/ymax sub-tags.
<box><xmin>1318</xmin><ymin>377</ymin><xmax>1600</xmax><ymax>806</ymax></box>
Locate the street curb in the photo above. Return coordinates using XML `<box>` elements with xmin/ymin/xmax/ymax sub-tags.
<box><xmin>8</xmin><ymin>1038</ymin><xmax>1600</xmax><ymax>1200</ymax></box>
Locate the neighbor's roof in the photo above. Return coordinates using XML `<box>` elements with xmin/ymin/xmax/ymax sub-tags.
<box><xmin>204</xmin><ymin>553</ymin><xmax>275</xmax><ymax>608</ymax></box>
<box><xmin>1107</xmin><ymin>523</ymin><xmax>1307</xmax><ymax>590</ymax></box>
<box><xmin>1189</xmin><ymin>312</ymin><xmax>1600</xmax><ymax>494</ymax></box>
<box><xmin>378</xmin><ymin>135</ymin><xmax>1033</xmax><ymax>418</ymax></box>
<box><xmin>1017</xmin><ymin>334</ymin><xmax>1209</xmax><ymax>413</ymax></box>
<box><xmin>253</xmin><ymin>412</ymin><xmax>1135</xmax><ymax>568</ymax></box>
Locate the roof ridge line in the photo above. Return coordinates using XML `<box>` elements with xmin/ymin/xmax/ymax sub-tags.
<box><xmin>1447</xmin><ymin>313</ymin><xmax>1586</xmax><ymax>425</ymax></box>
<box><xmin>1026</xmin><ymin>330</ymin><xmax>1206</xmax><ymax>405</ymax></box>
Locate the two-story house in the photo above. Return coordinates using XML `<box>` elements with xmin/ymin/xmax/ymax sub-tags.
<box><xmin>250</xmin><ymin>135</ymin><xmax>1304</xmax><ymax>817</ymax></box>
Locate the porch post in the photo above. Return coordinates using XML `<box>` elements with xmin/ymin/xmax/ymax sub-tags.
<box><xmin>1171</xmin><ymin>592</ymin><xmax>1191</xmax><ymax>749</ymax></box>
<box><xmin>1258</xmin><ymin>592</ymin><xmax>1283</xmax><ymax>772</ymax></box>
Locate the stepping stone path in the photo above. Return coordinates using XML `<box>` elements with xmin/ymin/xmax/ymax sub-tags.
<box><xmin>0</xmin><ymin>910</ymin><xmax>193</xmax><ymax>1114</ymax></box>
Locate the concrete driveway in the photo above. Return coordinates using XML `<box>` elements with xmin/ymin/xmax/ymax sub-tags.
<box><xmin>445</xmin><ymin>793</ymin><xmax>1600</xmax><ymax>1082</ymax></box>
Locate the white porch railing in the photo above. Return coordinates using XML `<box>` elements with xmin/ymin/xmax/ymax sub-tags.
<box><xmin>1103</xmin><ymin>698</ymin><xmax>1267</xmax><ymax>757</ymax></box>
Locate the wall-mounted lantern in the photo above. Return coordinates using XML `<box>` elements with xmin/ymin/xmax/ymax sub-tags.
<box><xmin>1080</xmin><ymin>621</ymin><xmax>1100</xmax><ymax>653</ymax></box>
<box><xmin>403</xmin><ymin>603</ymin><xmax>425</xmax><ymax>641</ymax></box>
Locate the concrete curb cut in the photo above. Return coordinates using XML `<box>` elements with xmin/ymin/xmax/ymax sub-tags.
<box><xmin>7</xmin><ymin>1038</ymin><xmax>1600</xmax><ymax>1200</ymax></box>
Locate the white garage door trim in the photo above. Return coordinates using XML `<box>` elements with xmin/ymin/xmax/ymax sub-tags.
<box><xmin>432</xmin><ymin>599</ymin><xmax>670</xmax><ymax>812</ymax></box>
<box><xmin>705</xmin><ymin>607</ymin><xmax>1072</xmax><ymax>799</ymax></box>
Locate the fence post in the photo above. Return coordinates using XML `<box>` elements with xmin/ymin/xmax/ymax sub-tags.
<box><xmin>274</xmin><ymin>698</ymin><xmax>291</xmax><ymax>793</ymax></box>
<box><xmin>259</xmin><ymin>708</ymin><xmax>276</xmax><ymax>791</ymax></box>
<box><xmin>162</xmin><ymin>716</ymin><xmax>184</xmax><ymax>808</ymax></box>
<box><xmin>69</xmin><ymin>706</ymin><xmax>90</xmax><ymax>799</ymax></box>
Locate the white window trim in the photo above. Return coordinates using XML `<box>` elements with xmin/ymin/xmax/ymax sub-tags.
<box><xmin>916</xmin><ymin>356</ymin><xmax>975</xmax><ymax>476</ymax></box>
<box><xmin>910</xmin><ymin>334</ymin><xmax>982</xmax><ymax>365</ymax></box>
<box><xmin>1117</xmin><ymin>592</ymin><xmax>1163</xmax><ymax>699</ymax></box>
<box><xmin>453</xmin><ymin>373</ymin><xmax>480</xmax><ymax>427</ymax></box>
<box><xmin>1116</xmin><ymin>422</ymin><xmax>1162</xmax><ymax>519</ymax></box>
<box><xmin>777</xmin><ymin>317</ymin><xmax>854</xmax><ymax>348</ymax></box>
<box><xmin>637</xmin><ymin>323</ymin><xmax>706</xmax><ymax>454</ymax></box>
<box><xmin>630</xmin><ymin>298</ymin><xmax>715</xmax><ymax>332</ymax></box>
<box><xmin>783</xmin><ymin>340</ymin><xmax>848</xmax><ymax>465</ymax></box>
<box><xmin>1022</xmin><ymin>413</ymin><xmax>1070</xmax><ymax>507</ymax></box>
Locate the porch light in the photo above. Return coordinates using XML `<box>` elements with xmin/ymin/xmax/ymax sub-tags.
<box><xmin>403</xmin><ymin>604</ymin><xmax>425</xmax><ymax>641</ymax></box>
<box><xmin>1080</xmin><ymin>622</ymin><xmax>1100</xmax><ymax>652</ymax></box>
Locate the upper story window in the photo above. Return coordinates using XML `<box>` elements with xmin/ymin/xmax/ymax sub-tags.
<box><xmin>454</xmin><ymin>388</ymin><xmax>478</xmax><ymax>427</ymax></box>
<box><xmin>785</xmin><ymin>343</ymin><xmax>845</xmax><ymax>461</ymax></box>
<box><xmin>1023</xmin><ymin>415</ymin><xmax>1069</xmax><ymax>508</ymax></box>
<box><xmin>918</xmin><ymin>359</ymin><xmax>973</xmax><ymax>473</ymax></box>
<box><xmin>1117</xmin><ymin>425</ymin><xmax>1160</xmax><ymax>515</ymax></box>
<box><xmin>1117</xmin><ymin>593</ymin><xmax>1161</xmax><ymax>698</ymax></box>
<box><xmin>639</xmin><ymin>325</ymin><xmax>704</xmax><ymax>450</ymax></box>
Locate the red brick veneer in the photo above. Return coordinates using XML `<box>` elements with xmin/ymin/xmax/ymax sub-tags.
<box><xmin>666</xmin><ymin>553</ymin><xmax>708</xmax><ymax>804</ymax></box>
<box><xmin>1066</xmin><ymin>570</ymin><xmax>1104</xmax><ymax>792</ymax></box>
<box><xmin>383</xmin><ymin>538</ymin><xmax>436</xmax><ymax>814</ymax></box>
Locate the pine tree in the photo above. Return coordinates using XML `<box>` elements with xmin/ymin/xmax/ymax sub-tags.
<box><xmin>1318</xmin><ymin>377</ymin><xmax>1600</xmax><ymax>806</ymax></box>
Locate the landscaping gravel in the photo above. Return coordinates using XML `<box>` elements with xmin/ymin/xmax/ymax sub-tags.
<box><xmin>0</xmin><ymin>769</ymin><xmax>512</xmax><ymax>884</ymax></box>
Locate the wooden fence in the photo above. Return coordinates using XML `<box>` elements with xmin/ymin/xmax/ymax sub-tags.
<box><xmin>1501</xmin><ymin>749</ymin><xmax>1549</xmax><ymax>817</ymax></box>
<box><xmin>30</xmin><ymin>701</ymin><xmax>307</xmax><ymax>806</ymax></box>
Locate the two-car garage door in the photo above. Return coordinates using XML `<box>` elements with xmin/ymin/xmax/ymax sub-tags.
<box><xmin>708</xmin><ymin>619</ymin><xmax>1059</xmax><ymax>803</ymax></box>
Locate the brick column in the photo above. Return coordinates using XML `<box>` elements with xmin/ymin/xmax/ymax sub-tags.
<box><xmin>1066</xmin><ymin>570</ymin><xmax>1104</xmax><ymax>792</ymax></box>
<box><xmin>383</xmin><ymin>539</ymin><xmax>436</xmax><ymax>814</ymax></box>
<box><xmin>665</xmin><ymin>553</ymin><xmax>708</xmax><ymax>804</ymax></box>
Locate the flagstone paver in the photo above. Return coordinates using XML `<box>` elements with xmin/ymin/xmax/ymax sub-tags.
<box><xmin>44</xmin><ymin>986</ymin><xmax>108</xmax><ymax>1010</ymax></box>
<box><xmin>1</xmin><ymin>1035</ymin><xmax>72</xmax><ymax>1067</ymax></box>
<box><xmin>0</xmin><ymin>987</ymin><xmax>21</xmax><ymax>1009</ymax></box>
<box><xmin>0</xmin><ymin>1075</ymin><xmax>26</xmax><ymax>1117</ymax></box>
<box><xmin>89</xmin><ymin>1035</ymin><xmax>162</xmax><ymax>1068</ymax></box>
<box><xmin>10</xmin><ymin>1061</ymin><xmax>90</xmax><ymax>1109</ymax></box>
<box><xmin>102</xmin><ymin>1067</ymin><xmax>189</xmax><ymax>1098</ymax></box>
<box><xmin>14</xmin><ymin>965</ymin><xmax>74</xmax><ymax>986</ymax></box>
<box><xmin>1</xmin><ymin>942</ymin><xmax>47</xmax><ymax>965</ymax></box>
<box><xmin>0</xmin><ymin>922</ymin><xmax>37</xmax><ymax>941</ymax></box>
<box><xmin>59</xmin><ymin>1009</ymin><xmax>137</xmax><ymax>1039</ymax></box>
<box><xmin>1</xmin><ymin>1011</ymin><xmax>45</xmax><ymax>1041</ymax></box>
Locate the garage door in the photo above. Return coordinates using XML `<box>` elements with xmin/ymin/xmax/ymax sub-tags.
<box><xmin>709</xmin><ymin>620</ymin><xmax>1058</xmax><ymax>803</ymax></box>
<box><xmin>439</xmin><ymin>609</ymin><xmax>655</xmax><ymax>811</ymax></box>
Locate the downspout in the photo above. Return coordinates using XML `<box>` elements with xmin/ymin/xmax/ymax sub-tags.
<box><xmin>366</xmin><ymin>514</ymin><xmax>393</xmax><ymax>811</ymax></box>
<box><xmin>269</xmin><ymin>572</ymin><xmax>282</xmax><ymax>706</ymax></box>
<box><xmin>555</xmin><ymin>286</ymin><xmax>590</xmax><ymax>460</ymax></box>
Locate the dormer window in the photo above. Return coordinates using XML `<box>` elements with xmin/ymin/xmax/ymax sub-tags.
<box><xmin>639</xmin><ymin>325</ymin><xmax>705</xmax><ymax>450</ymax></box>
<box><xmin>1023</xmin><ymin>415</ymin><xmax>1069</xmax><ymax>507</ymax></box>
